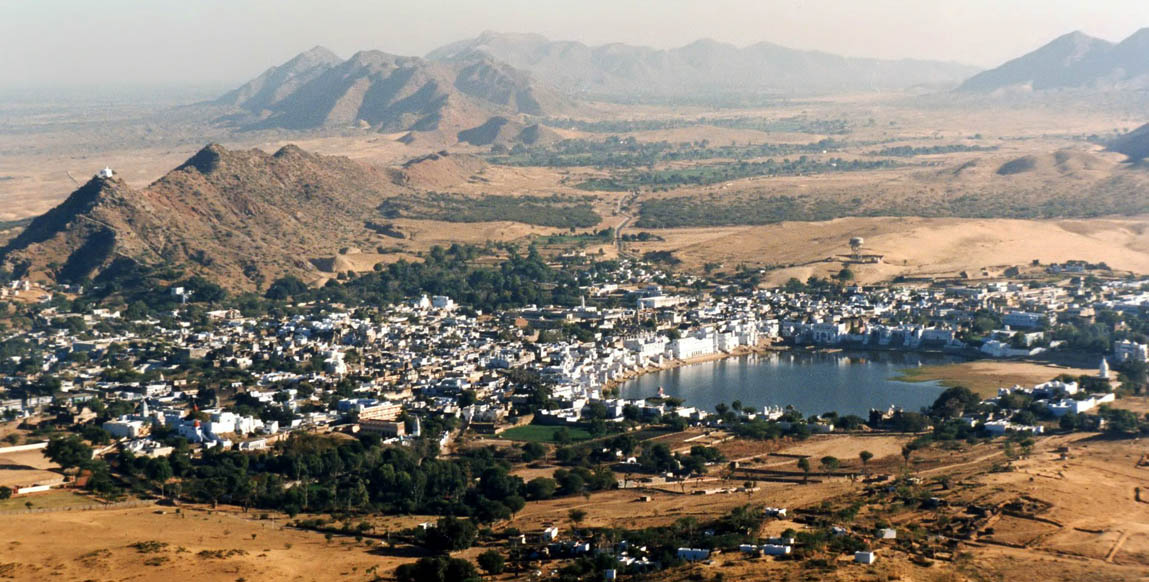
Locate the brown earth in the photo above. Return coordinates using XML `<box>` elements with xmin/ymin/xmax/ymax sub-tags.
<box><xmin>2</xmin><ymin>430</ymin><xmax>1147</xmax><ymax>581</ymax></box>
<box><xmin>623</xmin><ymin>216</ymin><xmax>1149</xmax><ymax>284</ymax></box>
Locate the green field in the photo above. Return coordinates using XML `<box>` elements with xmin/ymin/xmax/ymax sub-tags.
<box><xmin>497</xmin><ymin>424</ymin><xmax>592</xmax><ymax>443</ymax></box>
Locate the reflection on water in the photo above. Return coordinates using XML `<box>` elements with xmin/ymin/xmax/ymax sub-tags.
<box><xmin>618</xmin><ymin>350</ymin><xmax>960</xmax><ymax>417</ymax></box>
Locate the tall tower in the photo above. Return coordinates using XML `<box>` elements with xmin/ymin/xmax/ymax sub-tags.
<box><xmin>1099</xmin><ymin>357</ymin><xmax>1110</xmax><ymax>380</ymax></box>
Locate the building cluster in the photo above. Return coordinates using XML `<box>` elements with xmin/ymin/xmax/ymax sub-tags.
<box><xmin>1</xmin><ymin>268</ymin><xmax>1146</xmax><ymax>455</ymax></box>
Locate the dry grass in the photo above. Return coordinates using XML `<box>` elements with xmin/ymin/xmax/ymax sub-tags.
<box><xmin>1</xmin><ymin>431</ymin><xmax>1146</xmax><ymax>581</ymax></box>
<box><xmin>0</xmin><ymin>505</ymin><xmax>410</xmax><ymax>582</ymax></box>
<box><xmin>624</xmin><ymin>216</ymin><xmax>1149</xmax><ymax>284</ymax></box>
<box><xmin>894</xmin><ymin>360</ymin><xmax>1098</xmax><ymax>397</ymax></box>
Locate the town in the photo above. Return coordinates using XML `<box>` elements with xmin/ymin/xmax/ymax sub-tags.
<box><xmin>1</xmin><ymin>254</ymin><xmax>1147</xmax><ymax>582</ymax></box>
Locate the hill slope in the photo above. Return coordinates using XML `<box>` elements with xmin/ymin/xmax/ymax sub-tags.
<box><xmin>427</xmin><ymin>31</ymin><xmax>980</xmax><ymax>98</ymax></box>
<box><xmin>0</xmin><ymin>144</ymin><xmax>397</xmax><ymax>289</ymax></box>
<box><xmin>959</xmin><ymin>29</ymin><xmax>1149</xmax><ymax>92</ymax></box>
<box><xmin>214</xmin><ymin>46</ymin><xmax>343</xmax><ymax>111</ymax></box>
<box><xmin>1109</xmin><ymin>123</ymin><xmax>1149</xmax><ymax>162</ymax></box>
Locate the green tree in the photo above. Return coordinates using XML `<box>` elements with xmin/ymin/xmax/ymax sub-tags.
<box><xmin>797</xmin><ymin>457</ymin><xmax>811</xmax><ymax>484</ymax></box>
<box><xmin>425</xmin><ymin>517</ymin><xmax>477</xmax><ymax>553</ymax></box>
<box><xmin>930</xmin><ymin>386</ymin><xmax>980</xmax><ymax>419</ymax></box>
<box><xmin>145</xmin><ymin>457</ymin><xmax>174</xmax><ymax>496</ymax></box>
<box><xmin>568</xmin><ymin>508</ymin><xmax>587</xmax><ymax>528</ymax></box>
<box><xmin>552</xmin><ymin>428</ymin><xmax>572</xmax><ymax>445</ymax></box>
<box><xmin>858</xmin><ymin>450</ymin><xmax>874</xmax><ymax>474</ymax></box>
<box><xmin>395</xmin><ymin>556</ymin><xmax>480</xmax><ymax>582</ymax></box>
<box><xmin>820</xmin><ymin>456</ymin><xmax>840</xmax><ymax>473</ymax></box>
<box><xmin>520</xmin><ymin>442</ymin><xmax>545</xmax><ymax>462</ymax></box>
<box><xmin>477</xmin><ymin>550</ymin><xmax>505</xmax><ymax>576</ymax></box>
<box><xmin>45</xmin><ymin>436</ymin><xmax>93</xmax><ymax>472</ymax></box>
<box><xmin>525</xmin><ymin>477</ymin><xmax>556</xmax><ymax>501</ymax></box>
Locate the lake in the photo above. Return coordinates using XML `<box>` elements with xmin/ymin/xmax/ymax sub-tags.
<box><xmin>617</xmin><ymin>350</ymin><xmax>961</xmax><ymax>417</ymax></box>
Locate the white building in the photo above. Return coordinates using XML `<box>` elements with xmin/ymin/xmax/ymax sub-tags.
<box><xmin>431</xmin><ymin>295</ymin><xmax>456</xmax><ymax>310</ymax></box>
<box><xmin>103</xmin><ymin>419</ymin><xmax>146</xmax><ymax>438</ymax></box>
<box><xmin>1002</xmin><ymin>311</ymin><xmax>1047</xmax><ymax>329</ymax></box>
<box><xmin>624</xmin><ymin>335</ymin><xmax>669</xmax><ymax>359</ymax></box>
<box><xmin>809</xmin><ymin>321</ymin><xmax>849</xmax><ymax>345</ymax></box>
<box><xmin>1114</xmin><ymin>340</ymin><xmax>1149</xmax><ymax>363</ymax></box>
<box><xmin>677</xmin><ymin>548</ymin><xmax>710</xmax><ymax>561</ymax></box>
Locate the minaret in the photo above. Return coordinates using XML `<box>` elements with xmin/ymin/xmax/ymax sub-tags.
<box><xmin>140</xmin><ymin>399</ymin><xmax>150</xmax><ymax>418</ymax></box>
<box><xmin>1099</xmin><ymin>357</ymin><xmax>1110</xmax><ymax>380</ymax></box>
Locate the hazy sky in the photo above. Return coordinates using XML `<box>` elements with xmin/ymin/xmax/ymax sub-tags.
<box><xmin>3</xmin><ymin>0</ymin><xmax>1149</xmax><ymax>89</ymax></box>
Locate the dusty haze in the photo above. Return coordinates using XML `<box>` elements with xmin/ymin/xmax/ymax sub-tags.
<box><xmin>3</xmin><ymin>0</ymin><xmax>1149</xmax><ymax>90</ymax></box>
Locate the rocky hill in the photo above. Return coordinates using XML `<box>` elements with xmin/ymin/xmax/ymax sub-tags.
<box><xmin>427</xmin><ymin>31</ymin><xmax>980</xmax><ymax>98</ymax></box>
<box><xmin>456</xmin><ymin>116</ymin><xmax>562</xmax><ymax>147</ymax></box>
<box><xmin>214</xmin><ymin>46</ymin><xmax>343</xmax><ymax>112</ymax></box>
<box><xmin>0</xmin><ymin>144</ymin><xmax>398</xmax><ymax>289</ymax></box>
<box><xmin>958</xmin><ymin>29</ymin><xmax>1149</xmax><ymax>92</ymax></box>
<box><xmin>219</xmin><ymin>48</ymin><xmax>568</xmax><ymax>134</ymax></box>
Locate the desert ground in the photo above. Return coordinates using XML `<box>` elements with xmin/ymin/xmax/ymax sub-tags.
<box><xmin>3</xmin><ymin>424</ymin><xmax>1147</xmax><ymax>582</ymax></box>
<box><xmin>4</xmin><ymin>92</ymin><xmax>1149</xmax><ymax>285</ymax></box>
<box><xmin>622</xmin><ymin>216</ymin><xmax>1149</xmax><ymax>284</ymax></box>
<box><xmin>0</xmin><ymin>447</ymin><xmax>62</xmax><ymax>491</ymax></box>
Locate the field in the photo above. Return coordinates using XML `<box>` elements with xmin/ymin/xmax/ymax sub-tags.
<box><xmin>496</xmin><ymin>424</ymin><xmax>592</xmax><ymax>443</ymax></box>
<box><xmin>0</xmin><ymin>446</ymin><xmax>63</xmax><ymax>490</ymax></box>
<box><xmin>0</xmin><ymin>489</ymin><xmax>93</xmax><ymax>511</ymax></box>
<box><xmin>0</xmin><ymin>428</ymin><xmax>1146</xmax><ymax>581</ymax></box>
<box><xmin>621</xmin><ymin>216</ymin><xmax>1149</xmax><ymax>284</ymax></box>
<box><xmin>0</xmin><ymin>504</ymin><xmax>409</xmax><ymax>582</ymax></box>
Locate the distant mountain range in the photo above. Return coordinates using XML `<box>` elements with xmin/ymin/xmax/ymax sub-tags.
<box><xmin>427</xmin><ymin>31</ymin><xmax>980</xmax><ymax>98</ymax></box>
<box><xmin>199</xmin><ymin>28</ymin><xmax>1149</xmax><ymax>135</ymax></box>
<box><xmin>210</xmin><ymin>32</ymin><xmax>983</xmax><ymax>136</ymax></box>
<box><xmin>216</xmin><ymin>47</ymin><xmax>569</xmax><ymax>134</ymax></box>
<box><xmin>958</xmin><ymin>29</ymin><xmax>1149</xmax><ymax>92</ymax></box>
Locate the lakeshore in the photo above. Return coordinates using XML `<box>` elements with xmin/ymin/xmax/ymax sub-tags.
<box><xmin>602</xmin><ymin>342</ymin><xmax>780</xmax><ymax>395</ymax></box>
<box><xmin>616</xmin><ymin>348</ymin><xmax>956</xmax><ymax>416</ymax></box>
<box><xmin>891</xmin><ymin>359</ymin><xmax>1098</xmax><ymax>398</ymax></box>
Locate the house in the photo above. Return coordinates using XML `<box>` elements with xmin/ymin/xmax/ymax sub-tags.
<box><xmin>809</xmin><ymin>321</ymin><xmax>849</xmax><ymax>345</ymax></box>
<box><xmin>677</xmin><ymin>548</ymin><xmax>710</xmax><ymax>561</ymax></box>
<box><xmin>1002</xmin><ymin>311</ymin><xmax>1048</xmax><ymax>329</ymax></box>
<box><xmin>359</xmin><ymin>419</ymin><xmax>405</xmax><ymax>437</ymax></box>
<box><xmin>855</xmin><ymin>551</ymin><xmax>877</xmax><ymax>564</ymax></box>
<box><xmin>103</xmin><ymin>419</ymin><xmax>146</xmax><ymax>438</ymax></box>
<box><xmin>1114</xmin><ymin>340</ymin><xmax>1149</xmax><ymax>363</ymax></box>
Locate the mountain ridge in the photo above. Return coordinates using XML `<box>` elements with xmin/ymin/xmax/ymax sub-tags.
<box><xmin>218</xmin><ymin>47</ymin><xmax>569</xmax><ymax>135</ymax></box>
<box><xmin>426</xmin><ymin>31</ymin><xmax>981</xmax><ymax>97</ymax></box>
<box><xmin>1</xmin><ymin>144</ymin><xmax>399</xmax><ymax>289</ymax></box>
<box><xmin>958</xmin><ymin>28</ymin><xmax>1149</xmax><ymax>92</ymax></box>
